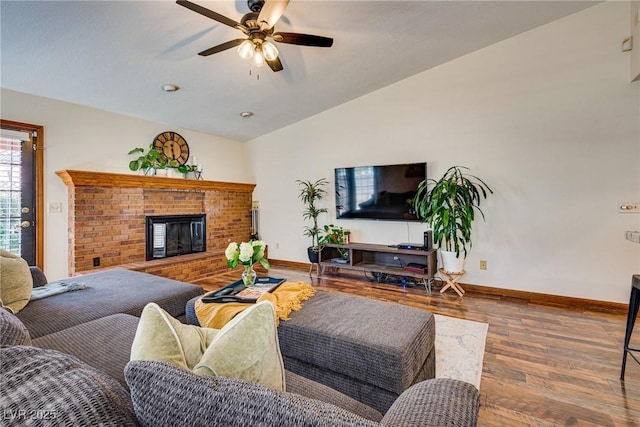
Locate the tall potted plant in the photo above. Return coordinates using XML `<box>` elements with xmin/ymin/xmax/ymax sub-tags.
<box><xmin>296</xmin><ymin>178</ymin><xmax>329</xmax><ymax>263</ymax></box>
<box><xmin>413</xmin><ymin>166</ymin><xmax>493</xmax><ymax>272</ymax></box>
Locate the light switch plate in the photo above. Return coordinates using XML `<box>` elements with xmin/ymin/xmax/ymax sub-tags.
<box><xmin>47</xmin><ymin>202</ymin><xmax>62</xmax><ymax>213</ymax></box>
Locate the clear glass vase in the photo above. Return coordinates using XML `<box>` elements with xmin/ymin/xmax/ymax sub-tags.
<box><xmin>241</xmin><ymin>265</ymin><xmax>257</xmax><ymax>287</ymax></box>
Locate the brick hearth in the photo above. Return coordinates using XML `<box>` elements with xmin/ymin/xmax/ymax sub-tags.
<box><xmin>57</xmin><ymin>170</ymin><xmax>256</xmax><ymax>282</ymax></box>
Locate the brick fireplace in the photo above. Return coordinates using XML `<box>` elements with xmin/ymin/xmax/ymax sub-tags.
<box><xmin>56</xmin><ymin>170</ymin><xmax>255</xmax><ymax>282</ymax></box>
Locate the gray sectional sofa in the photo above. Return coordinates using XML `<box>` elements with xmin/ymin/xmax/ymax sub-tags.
<box><xmin>15</xmin><ymin>268</ymin><xmax>203</xmax><ymax>387</ymax></box>
<box><xmin>1</xmin><ymin>267</ymin><xmax>480</xmax><ymax>426</ymax></box>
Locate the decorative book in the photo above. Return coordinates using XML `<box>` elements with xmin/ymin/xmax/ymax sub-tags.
<box><xmin>403</xmin><ymin>263</ymin><xmax>427</xmax><ymax>274</ymax></box>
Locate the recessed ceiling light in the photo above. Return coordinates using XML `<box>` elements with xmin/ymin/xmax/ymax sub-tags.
<box><xmin>240</xmin><ymin>111</ymin><xmax>254</xmax><ymax>118</ymax></box>
<box><xmin>161</xmin><ymin>84</ymin><xmax>180</xmax><ymax>92</ymax></box>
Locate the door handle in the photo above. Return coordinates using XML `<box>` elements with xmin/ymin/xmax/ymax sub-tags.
<box><xmin>21</xmin><ymin>207</ymin><xmax>30</xmax><ymax>214</ymax></box>
<box><xmin>21</xmin><ymin>221</ymin><xmax>31</xmax><ymax>228</ymax></box>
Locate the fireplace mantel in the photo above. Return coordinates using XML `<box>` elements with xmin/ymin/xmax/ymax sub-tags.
<box><xmin>56</xmin><ymin>170</ymin><xmax>255</xmax><ymax>193</ymax></box>
<box><xmin>56</xmin><ymin>169</ymin><xmax>254</xmax><ymax>278</ymax></box>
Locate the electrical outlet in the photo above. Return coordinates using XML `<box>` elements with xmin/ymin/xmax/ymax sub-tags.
<box><xmin>619</xmin><ymin>202</ymin><xmax>639</xmax><ymax>213</ymax></box>
<box><xmin>479</xmin><ymin>260</ymin><xmax>487</xmax><ymax>270</ymax></box>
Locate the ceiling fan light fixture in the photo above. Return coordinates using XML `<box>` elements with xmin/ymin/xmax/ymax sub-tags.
<box><xmin>237</xmin><ymin>40</ymin><xmax>255</xmax><ymax>60</ymax></box>
<box><xmin>262</xmin><ymin>41</ymin><xmax>279</xmax><ymax>61</ymax></box>
<box><xmin>253</xmin><ymin>48</ymin><xmax>265</xmax><ymax>67</ymax></box>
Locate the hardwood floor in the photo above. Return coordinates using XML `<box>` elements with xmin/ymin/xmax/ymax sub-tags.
<box><xmin>193</xmin><ymin>266</ymin><xmax>640</xmax><ymax>427</ymax></box>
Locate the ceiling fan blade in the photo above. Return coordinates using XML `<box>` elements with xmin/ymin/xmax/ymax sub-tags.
<box><xmin>258</xmin><ymin>0</ymin><xmax>290</xmax><ymax>30</ymax></box>
<box><xmin>198</xmin><ymin>39</ymin><xmax>245</xmax><ymax>56</ymax></box>
<box><xmin>177</xmin><ymin>0</ymin><xmax>241</xmax><ymax>30</ymax></box>
<box><xmin>266</xmin><ymin>56</ymin><xmax>284</xmax><ymax>72</ymax></box>
<box><xmin>272</xmin><ymin>32</ymin><xmax>333</xmax><ymax>48</ymax></box>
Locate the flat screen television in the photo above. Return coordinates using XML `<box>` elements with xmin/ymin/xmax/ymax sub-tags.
<box><xmin>335</xmin><ymin>162</ymin><xmax>426</xmax><ymax>221</ymax></box>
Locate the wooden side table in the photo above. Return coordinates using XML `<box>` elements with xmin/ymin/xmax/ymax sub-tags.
<box><xmin>439</xmin><ymin>269</ymin><xmax>466</xmax><ymax>297</ymax></box>
<box><xmin>308</xmin><ymin>262</ymin><xmax>321</xmax><ymax>276</ymax></box>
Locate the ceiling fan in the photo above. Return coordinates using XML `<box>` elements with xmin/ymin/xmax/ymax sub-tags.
<box><xmin>176</xmin><ymin>0</ymin><xmax>333</xmax><ymax>72</ymax></box>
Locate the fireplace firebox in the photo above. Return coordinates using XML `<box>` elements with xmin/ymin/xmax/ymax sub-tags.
<box><xmin>145</xmin><ymin>214</ymin><xmax>206</xmax><ymax>261</ymax></box>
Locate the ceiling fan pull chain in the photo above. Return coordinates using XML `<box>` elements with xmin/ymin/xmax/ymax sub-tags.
<box><xmin>248</xmin><ymin>68</ymin><xmax>260</xmax><ymax>81</ymax></box>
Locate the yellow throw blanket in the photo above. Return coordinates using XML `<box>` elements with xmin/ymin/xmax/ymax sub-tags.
<box><xmin>195</xmin><ymin>281</ymin><xmax>315</xmax><ymax>329</ymax></box>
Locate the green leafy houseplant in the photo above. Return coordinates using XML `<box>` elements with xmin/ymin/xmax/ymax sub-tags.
<box><xmin>296</xmin><ymin>178</ymin><xmax>329</xmax><ymax>260</ymax></box>
<box><xmin>318</xmin><ymin>224</ymin><xmax>351</xmax><ymax>258</ymax></box>
<box><xmin>128</xmin><ymin>144</ymin><xmax>177</xmax><ymax>174</ymax></box>
<box><xmin>413</xmin><ymin>166</ymin><xmax>493</xmax><ymax>260</ymax></box>
<box><xmin>177</xmin><ymin>164</ymin><xmax>198</xmax><ymax>174</ymax></box>
<box><xmin>129</xmin><ymin>145</ymin><xmax>200</xmax><ymax>177</ymax></box>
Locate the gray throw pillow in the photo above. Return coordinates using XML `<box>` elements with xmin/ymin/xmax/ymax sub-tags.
<box><xmin>0</xmin><ymin>307</ymin><xmax>31</xmax><ymax>346</ymax></box>
<box><xmin>125</xmin><ymin>360</ymin><xmax>378</xmax><ymax>427</ymax></box>
<box><xmin>1</xmin><ymin>346</ymin><xmax>138</xmax><ymax>426</ymax></box>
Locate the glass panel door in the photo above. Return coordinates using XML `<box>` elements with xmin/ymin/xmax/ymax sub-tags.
<box><xmin>0</xmin><ymin>128</ymin><xmax>36</xmax><ymax>265</ymax></box>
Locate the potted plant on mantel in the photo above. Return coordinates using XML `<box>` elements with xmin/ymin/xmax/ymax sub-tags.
<box><xmin>128</xmin><ymin>145</ymin><xmax>200</xmax><ymax>178</ymax></box>
<box><xmin>296</xmin><ymin>178</ymin><xmax>329</xmax><ymax>264</ymax></box>
<box><xmin>128</xmin><ymin>144</ymin><xmax>175</xmax><ymax>176</ymax></box>
<box><xmin>413</xmin><ymin>166</ymin><xmax>493</xmax><ymax>273</ymax></box>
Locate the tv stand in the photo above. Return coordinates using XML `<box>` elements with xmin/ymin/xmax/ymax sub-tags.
<box><xmin>318</xmin><ymin>242</ymin><xmax>437</xmax><ymax>293</ymax></box>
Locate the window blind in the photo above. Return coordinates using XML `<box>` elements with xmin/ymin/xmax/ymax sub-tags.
<box><xmin>0</xmin><ymin>138</ymin><xmax>22</xmax><ymax>254</ymax></box>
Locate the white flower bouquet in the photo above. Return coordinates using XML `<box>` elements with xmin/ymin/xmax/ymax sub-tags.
<box><xmin>225</xmin><ymin>241</ymin><xmax>270</xmax><ymax>286</ymax></box>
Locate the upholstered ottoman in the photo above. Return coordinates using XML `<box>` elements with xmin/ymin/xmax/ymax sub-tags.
<box><xmin>186</xmin><ymin>290</ymin><xmax>435</xmax><ymax>413</ymax></box>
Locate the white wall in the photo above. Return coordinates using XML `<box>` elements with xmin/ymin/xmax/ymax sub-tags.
<box><xmin>247</xmin><ymin>2</ymin><xmax>640</xmax><ymax>303</ymax></box>
<box><xmin>1</xmin><ymin>89</ymin><xmax>252</xmax><ymax>281</ymax></box>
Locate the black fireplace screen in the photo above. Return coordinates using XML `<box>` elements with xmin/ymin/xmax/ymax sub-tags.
<box><xmin>145</xmin><ymin>214</ymin><xmax>206</xmax><ymax>260</ymax></box>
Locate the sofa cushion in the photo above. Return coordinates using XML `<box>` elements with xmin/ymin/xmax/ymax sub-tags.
<box><xmin>0</xmin><ymin>307</ymin><xmax>32</xmax><ymax>346</ymax></box>
<box><xmin>33</xmin><ymin>313</ymin><xmax>140</xmax><ymax>388</ymax></box>
<box><xmin>0</xmin><ymin>250</ymin><xmax>32</xmax><ymax>314</ymax></box>
<box><xmin>131</xmin><ymin>301</ymin><xmax>285</xmax><ymax>391</ymax></box>
<box><xmin>16</xmin><ymin>268</ymin><xmax>203</xmax><ymax>338</ymax></box>
<box><xmin>0</xmin><ymin>346</ymin><xmax>138</xmax><ymax>426</ymax></box>
<box><xmin>125</xmin><ymin>360</ymin><xmax>379</xmax><ymax>427</ymax></box>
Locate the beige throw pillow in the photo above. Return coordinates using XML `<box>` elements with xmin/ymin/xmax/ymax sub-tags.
<box><xmin>0</xmin><ymin>250</ymin><xmax>33</xmax><ymax>314</ymax></box>
<box><xmin>130</xmin><ymin>301</ymin><xmax>285</xmax><ymax>391</ymax></box>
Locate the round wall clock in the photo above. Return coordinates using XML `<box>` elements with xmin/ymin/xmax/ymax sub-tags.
<box><xmin>152</xmin><ymin>131</ymin><xmax>189</xmax><ymax>165</ymax></box>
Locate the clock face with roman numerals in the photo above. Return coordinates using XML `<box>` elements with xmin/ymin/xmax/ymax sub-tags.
<box><xmin>152</xmin><ymin>131</ymin><xmax>189</xmax><ymax>165</ymax></box>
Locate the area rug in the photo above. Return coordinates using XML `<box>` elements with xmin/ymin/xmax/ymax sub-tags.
<box><xmin>434</xmin><ymin>314</ymin><xmax>488</xmax><ymax>390</ymax></box>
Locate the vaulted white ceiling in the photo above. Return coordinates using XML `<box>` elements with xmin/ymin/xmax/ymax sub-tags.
<box><xmin>0</xmin><ymin>1</ymin><xmax>598</xmax><ymax>141</ymax></box>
